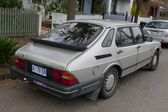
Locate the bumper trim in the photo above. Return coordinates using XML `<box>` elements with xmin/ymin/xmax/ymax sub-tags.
<box><xmin>82</xmin><ymin>81</ymin><xmax>101</xmax><ymax>90</ymax></box>
<box><xmin>11</xmin><ymin>66</ymin><xmax>103</xmax><ymax>99</ymax></box>
<box><xmin>44</xmin><ymin>85</ymin><xmax>79</xmax><ymax>94</ymax></box>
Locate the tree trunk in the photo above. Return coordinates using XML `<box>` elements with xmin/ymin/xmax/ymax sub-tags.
<box><xmin>67</xmin><ymin>0</ymin><xmax>76</xmax><ymax>21</ymax></box>
<box><xmin>134</xmin><ymin>0</ymin><xmax>141</xmax><ymax>23</ymax></box>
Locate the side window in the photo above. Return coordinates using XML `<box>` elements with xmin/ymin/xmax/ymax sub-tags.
<box><xmin>131</xmin><ymin>27</ymin><xmax>143</xmax><ymax>44</ymax></box>
<box><xmin>145</xmin><ymin>22</ymin><xmax>157</xmax><ymax>28</ymax></box>
<box><xmin>102</xmin><ymin>29</ymin><xmax>114</xmax><ymax>47</ymax></box>
<box><xmin>115</xmin><ymin>27</ymin><xmax>133</xmax><ymax>47</ymax></box>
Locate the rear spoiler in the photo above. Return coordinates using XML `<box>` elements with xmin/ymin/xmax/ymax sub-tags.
<box><xmin>31</xmin><ymin>39</ymin><xmax>87</xmax><ymax>51</ymax></box>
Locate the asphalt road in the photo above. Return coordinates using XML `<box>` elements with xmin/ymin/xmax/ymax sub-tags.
<box><xmin>1</xmin><ymin>49</ymin><xmax>168</xmax><ymax>112</ymax></box>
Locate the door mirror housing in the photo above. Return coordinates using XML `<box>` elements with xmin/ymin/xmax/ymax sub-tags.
<box><xmin>144</xmin><ymin>35</ymin><xmax>153</xmax><ymax>42</ymax></box>
<box><xmin>140</xmin><ymin>21</ymin><xmax>147</xmax><ymax>29</ymax></box>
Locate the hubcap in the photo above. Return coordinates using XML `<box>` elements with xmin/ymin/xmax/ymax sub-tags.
<box><xmin>105</xmin><ymin>73</ymin><xmax>115</xmax><ymax>92</ymax></box>
<box><xmin>153</xmin><ymin>55</ymin><xmax>157</xmax><ymax>66</ymax></box>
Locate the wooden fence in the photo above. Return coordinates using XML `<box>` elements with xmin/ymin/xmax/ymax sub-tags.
<box><xmin>0</xmin><ymin>8</ymin><xmax>40</xmax><ymax>37</ymax></box>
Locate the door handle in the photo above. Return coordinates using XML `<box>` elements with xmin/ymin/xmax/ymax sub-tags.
<box><xmin>117</xmin><ymin>50</ymin><xmax>123</xmax><ymax>54</ymax></box>
<box><xmin>137</xmin><ymin>45</ymin><xmax>142</xmax><ymax>49</ymax></box>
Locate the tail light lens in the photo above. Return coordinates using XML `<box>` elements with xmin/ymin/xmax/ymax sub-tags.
<box><xmin>52</xmin><ymin>69</ymin><xmax>78</xmax><ymax>86</ymax></box>
<box><xmin>15</xmin><ymin>56</ymin><xmax>27</xmax><ymax>70</ymax></box>
<box><xmin>161</xmin><ymin>34</ymin><xmax>168</xmax><ymax>38</ymax></box>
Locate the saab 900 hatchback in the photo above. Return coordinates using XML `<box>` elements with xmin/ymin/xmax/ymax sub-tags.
<box><xmin>11</xmin><ymin>20</ymin><xmax>161</xmax><ymax>100</ymax></box>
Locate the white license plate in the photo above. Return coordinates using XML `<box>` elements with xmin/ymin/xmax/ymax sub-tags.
<box><xmin>32</xmin><ymin>64</ymin><xmax>47</xmax><ymax>77</ymax></box>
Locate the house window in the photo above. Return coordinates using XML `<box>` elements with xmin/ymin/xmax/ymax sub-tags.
<box><xmin>78</xmin><ymin>0</ymin><xmax>84</xmax><ymax>12</ymax></box>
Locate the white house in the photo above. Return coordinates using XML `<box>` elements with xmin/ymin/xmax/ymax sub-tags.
<box><xmin>23</xmin><ymin>0</ymin><xmax>134</xmax><ymax>15</ymax></box>
<box><xmin>77</xmin><ymin>0</ymin><xmax>134</xmax><ymax>15</ymax></box>
<box><xmin>22</xmin><ymin>0</ymin><xmax>45</xmax><ymax>16</ymax></box>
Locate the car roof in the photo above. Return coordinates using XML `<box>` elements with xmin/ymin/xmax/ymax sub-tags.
<box><xmin>67</xmin><ymin>19</ymin><xmax>138</xmax><ymax>28</ymax></box>
<box><xmin>149</xmin><ymin>20</ymin><xmax>168</xmax><ymax>22</ymax></box>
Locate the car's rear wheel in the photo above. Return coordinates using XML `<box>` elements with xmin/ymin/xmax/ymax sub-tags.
<box><xmin>99</xmin><ymin>68</ymin><xmax>119</xmax><ymax>99</ymax></box>
<box><xmin>148</xmin><ymin>51</ymin><xmax>159</xmax><ymax>71</ymax></box>
<box><xmin>161</xmin><ymin>43</ymin><xmax>168</xmax><ymax>48</ymax></box>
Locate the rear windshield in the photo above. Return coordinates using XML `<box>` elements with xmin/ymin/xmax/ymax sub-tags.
<box><xmin>145</xmin><ymin>21</ymin><xmax>168</xmax><ymax>29</ymax></box>
<box><xmin>43</xmin><ymin>22</ymin><xmax>103</xmax><ymax>47</ymax></box>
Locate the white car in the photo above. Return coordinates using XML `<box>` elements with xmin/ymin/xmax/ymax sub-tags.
<box><xmin>11</xmin><ymin>20</ymin><xmax>161</xmax><ymax>100</ymax></box>
<box><xmin>143</xmin><ymin>20</ymin><xmax>168</xmax><ymax>44</ymax></box>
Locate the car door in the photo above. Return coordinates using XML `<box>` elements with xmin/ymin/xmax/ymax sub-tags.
<box><xmin>131</xmin><ymin>26</ymin><xmax>153</xmax><ymax>70</ymax></box>
<box><xmin>115</xmin><ymin>27</ymin><xmax>138</xmax><ymax>76</ymax></box>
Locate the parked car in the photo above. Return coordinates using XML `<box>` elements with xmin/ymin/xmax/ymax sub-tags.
<box><xmin>143</xmin><ymin>20</ymin><xmax>168</xmax><ymax>45</ymax></box>
<box><xmin>11</xmin><ymin>20</ymin><xmax>161</xmax><ymax>100</ymax></box>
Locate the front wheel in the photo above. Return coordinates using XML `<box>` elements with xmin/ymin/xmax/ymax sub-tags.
<box><xmin>148</xmin><ymin>51</ymin><xmax>159</xmax><ymax>71</ymax></box>
<box><xmin>99</xmin><ymin>68</ymin><xmax>119</xmax><ymax>99</ymax></box>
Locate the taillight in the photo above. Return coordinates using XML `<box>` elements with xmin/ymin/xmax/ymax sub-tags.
<box><xmin>161</xmin><ymin>34</ymin><xmax>168</xmax><ymax>38</ymax></box>
<box><xmin>15</xmin><ymin>56</ymin><xmax>27</xmax><ymax>70</ymax></box>
<box><xmin>52</xmin><ymin>69</ymin><xmax>78</xmax><ymax>86</ymax></box>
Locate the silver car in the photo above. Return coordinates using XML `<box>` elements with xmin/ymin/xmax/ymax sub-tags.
<box><xmin>11</xmin><ymin>20</ymin><xmax>161</xmax><ymax>100</ymax></box>
<box><xmin>143</xmin><ymin>20</ymin><xmax>168</xmax><ymax>44</ymax></box>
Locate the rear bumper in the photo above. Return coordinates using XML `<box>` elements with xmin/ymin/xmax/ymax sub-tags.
<box><xmin>11</xmin><ymin>66</ymin><xmax>103</xmax><ymax>99</ymax></box>
<box><xmin>152</xmin><ymin>37</ymin><xmax>168</xmax><ymax>43</ymax></box>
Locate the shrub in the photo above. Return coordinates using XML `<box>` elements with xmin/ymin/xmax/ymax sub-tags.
<box><xmin>131</xmin><ymin>4</ymin><xmax>142</xmax><ymax>16</ymax></box>
<box><xmin>0</xmin><ymin>38</ymin><xmax>18</xmax><ymax>65</ymax></box>
<box><xmin>45</xmin><ymin>0</ymin><xmax>68</xmax><ymax>15</ymax></box>
<box><xmin>0</xmin><ymin>0</ymin><xmax>22</xmax><ymax>9</ymax></box>
<box><xmin>93</xmin><ymin>2</ymin><xmax>106</xmax><ymax>15</ymax></box>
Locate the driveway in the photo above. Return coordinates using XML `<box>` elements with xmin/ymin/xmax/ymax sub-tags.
<box><xmin>0</xmin><ymin>49</ymin><xmax>168</xmax><ymax>112</ymax></box>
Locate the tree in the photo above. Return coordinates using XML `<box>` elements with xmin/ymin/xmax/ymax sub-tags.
<box><xmin>45</xmin><ymin>0</ymin><xmax>68</xmax><ymax>15</ymax></box>
<box><xmin>67</xmin><ymin>0</ymin><xmax>76</xmax><ymax>20</ymax></box>
<box><xmin>0</xmin><ymin>0</ymin><xmax>22</xmax><ymax>9</ymax></box>
<box><xmin>134</xmin><ymin>0</ymin><xmax>141</xmax><ymax>23</ymax></box>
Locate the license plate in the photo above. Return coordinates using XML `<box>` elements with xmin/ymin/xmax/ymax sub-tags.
<box><xmin>33</xmin><ymin>80</ymin><xmax>47</xmax><ymax>88</ymax></box>
<box><xmin>32</xmin><ymin>64</ymin><xmax>47</xmax><ymax>77</ymax></box>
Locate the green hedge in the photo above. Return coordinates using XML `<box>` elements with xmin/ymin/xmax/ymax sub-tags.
<box><xmin>0</xmin><ymin>38</ymin><xmax>17</xmax><ymax>65</ymax></box>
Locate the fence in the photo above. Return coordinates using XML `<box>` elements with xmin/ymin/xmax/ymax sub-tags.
<box><xmin>0</xmin><ymin>8</ymin><xmax>41</xmax><ymax>37</ymax></box>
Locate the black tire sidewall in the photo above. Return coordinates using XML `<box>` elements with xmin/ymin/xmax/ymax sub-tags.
<box><xmin>150</xmin><ymin>51</ymin><xmax>159</xmax><ymax>71</ymax></box>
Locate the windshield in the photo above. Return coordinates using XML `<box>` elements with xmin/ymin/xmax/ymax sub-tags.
<box><xmin>145</xmin><ymin>21</ymin><xmax>168</xmax><ymax>29</ymax></box>
<box><xmin>43</xmin><ymin>22</ymin><xmax>103</xmax><ymax>47</ymax></box>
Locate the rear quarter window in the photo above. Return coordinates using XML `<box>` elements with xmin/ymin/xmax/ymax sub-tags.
<box><xmin>102</xmin><ymin>29</ymin><xmax>114</xmax><ymax>47</ymax></box>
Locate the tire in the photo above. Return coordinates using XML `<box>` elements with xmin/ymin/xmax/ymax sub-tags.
<box><xmin>99</xmin><ymin>68</ymin><xmax>119</xmax><ymax>99</ymax></box>
<box><xmin>165</xmin><ymin>43</ymin><xmax>168</xmax><ymax>48</ymax></box>
<box><xmin>148</xmin><ymin>51</ymin><xmax>159</xmax><ymax>71</ymax></box>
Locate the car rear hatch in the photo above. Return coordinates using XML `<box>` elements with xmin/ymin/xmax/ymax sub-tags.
<box><xmin>144</xmin><ymin>28</ymin><xmax>167</xmax><ymax>36</ymax></box>
<box><xmin>15</xmin><ymin>41</ymin><xmax>83</xmax><ymax>71</ymax></box>
<box><xmin>144</xmin><ymin>28</ymin><xmax>168</xmax><ymax>41</ymax></box>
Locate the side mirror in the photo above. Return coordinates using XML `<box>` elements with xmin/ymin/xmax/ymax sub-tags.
<box><xmin>140</xmin><ymin>21</ymin><xmax>147</xmax><ymax>29</ymax></box>
<box><xmin>144</xmin><ymin>35</ymin><xmax>153</xmax><ymax>42</ymax></box>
